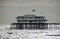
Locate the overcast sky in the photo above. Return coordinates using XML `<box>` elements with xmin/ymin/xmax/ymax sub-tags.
<box><xmin>0</xmin><ymin>0</ymin><xmax>60</xmax><ymax>7</ymax></box>
<box><xmin>0</xmin><ymin>0</ymin><xmax>60</xmax><ymax>24</ymax></box>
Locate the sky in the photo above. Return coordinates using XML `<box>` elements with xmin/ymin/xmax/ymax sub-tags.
<box><xmin>0</xmin><ymin>0</ymin><xmax>60</xmax><ymax>24</ymax></box>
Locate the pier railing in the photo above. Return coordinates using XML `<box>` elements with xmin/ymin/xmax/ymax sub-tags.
<box><xmin>10</xmin><ymin>23</ymin><xmax>60</xmax><ymax>30</ymax></box>
<box><xmin>48</xmin><ymin>23</ymin><xmax>60</xmax><ymax>30</ymax></box>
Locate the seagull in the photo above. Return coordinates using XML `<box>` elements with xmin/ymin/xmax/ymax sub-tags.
<box><xmin>32</xmin><ymin>9</ymin><xmax>35</xmax><ymax>12</ymax></box>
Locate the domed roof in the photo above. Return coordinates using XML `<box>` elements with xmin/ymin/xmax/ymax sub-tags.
<box><xmin>16</xmin><ymin>14</ymin><xmax>36</xmax><ymax>19</ymax></box>
<box><xmin>24</xmin><ymin>14</ymin><xmax>36</xmax><ymax>17</ymax></box>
